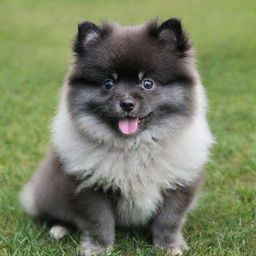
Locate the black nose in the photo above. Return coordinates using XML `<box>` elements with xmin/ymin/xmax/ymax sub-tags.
<box><xmin>120</xmin><ymin>98</ymin><xmax>135</xmax><ymax>112</ymax></box>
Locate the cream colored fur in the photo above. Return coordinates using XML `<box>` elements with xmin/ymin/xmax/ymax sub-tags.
<box><xmin>51</xmin><ymin>82</ymin><xmax>213</xmax><ymax>226</ymax></box>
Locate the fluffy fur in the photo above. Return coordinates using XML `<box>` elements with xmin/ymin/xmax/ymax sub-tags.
<box><xmin>21</xmin><ymin>18</ymin><xmax>213</xmax><ymax>255</ymax></box>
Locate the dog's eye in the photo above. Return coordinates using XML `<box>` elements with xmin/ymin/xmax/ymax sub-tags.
<box><xmin>103</xmin><ymin>80</ymin><xmax>114</xmax><ymax>91</ymax></box>
<box><xmin>142</xmin><ymin>79</ymin><xmax>155</xmax><ymax>90</ymax></box>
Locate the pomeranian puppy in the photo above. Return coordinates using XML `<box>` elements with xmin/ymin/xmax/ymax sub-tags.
<box><xmin>21</xmin><ymin>18</ymin><xmax>213</xmax><ymax>255</ymax></box>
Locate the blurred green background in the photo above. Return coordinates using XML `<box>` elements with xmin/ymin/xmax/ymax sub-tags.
<box><xmin>0</xmin><ymin>0</ymin><xmax>255</xmax><ymax>255</ymax></box>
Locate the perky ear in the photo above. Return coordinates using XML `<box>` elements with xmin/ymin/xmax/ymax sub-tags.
<box><xmin>73</xmin><ymin>21</ymin><xmax>102</xmax><ymax>54</ymax></box>
<box><xmin>158</xmin><ymin>18</ymin><xmax>191</xmax><ymax>55</ymax></box>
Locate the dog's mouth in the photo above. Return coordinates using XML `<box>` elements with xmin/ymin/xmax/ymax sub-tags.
<box><xmin>118</xmin><ymin>113</ymin><xmax>152</xmax><ymax>135</ymax></box>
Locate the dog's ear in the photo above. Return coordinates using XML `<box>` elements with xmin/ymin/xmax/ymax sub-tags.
<box><xmin>158</xmin><ymin>18</ymin><xmax>191</xmax><ymax>56</ymax></box>
<box><xmin>73</xmin><ymin>21</ymin><xmax>106</xmax><ymax>54</ymax></box>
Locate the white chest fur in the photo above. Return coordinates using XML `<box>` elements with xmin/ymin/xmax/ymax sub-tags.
<box><xmin>52</xmin><ymin>100</ymin><xmax>213</xmax><ymax>226</ymax></box>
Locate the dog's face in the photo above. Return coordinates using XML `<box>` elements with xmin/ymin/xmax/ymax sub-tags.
<box><xmin>67</xmin><ymin>19</ymin><xmax>198</xmax><ymax>140</ymax></box>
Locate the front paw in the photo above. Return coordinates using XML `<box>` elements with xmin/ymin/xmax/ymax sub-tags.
<box><xmin>154</xmin><ymin>234</ymin><xmax>189</xmax><ymax>255</ymax></box>
<box><xmin>80</xmin><ymin>235</ymin><xmax>113</xmax><ymax>256</ymax></box>
<box><xmin>166</xmin><ymin>241</ymin><xmax>189</xmax><ymax>255</ymax></box>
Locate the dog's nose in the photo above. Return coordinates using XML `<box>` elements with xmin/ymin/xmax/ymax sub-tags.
<box><xmin>120</xmin><ymin>98</ymin><xmax>135</xmax><ymax>112</ymax></box>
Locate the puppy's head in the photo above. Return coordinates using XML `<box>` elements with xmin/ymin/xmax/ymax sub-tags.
<box><xmin>67</xmin><ymin>19</ymin><xmax>198</xmax><ymax>142</ymax></box>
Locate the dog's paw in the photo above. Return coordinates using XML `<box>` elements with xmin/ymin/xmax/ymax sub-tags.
<box><xmin>80</xmin><ymin>236</ymin><xmax>112</xmax><ymax>256</ymax></box>
<box><xmin>166</xmin><ymin>239</ymin><xmax>189</xmax><ymax>255</ymax></box>
<box><xmin>154</xmin><ymin>234</ymin><xmax>189</xmax><ymax>255</ymax></box>
<box><xmin>49</xmin><ymin>225</ymin><xmax>69</xmax><ymax>240</ymax></box>
<box><xmin>166</xmin><ymin>244</ymin><xmax>188</xmax><ymax>255</ymax></box>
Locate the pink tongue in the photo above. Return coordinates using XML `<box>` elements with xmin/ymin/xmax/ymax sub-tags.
<box><xmin>118</xmin><ymin>118</ymin><xmax>138</xmax><ymax>135</ymax></box>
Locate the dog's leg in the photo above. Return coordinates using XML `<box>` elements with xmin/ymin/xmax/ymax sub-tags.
<box><xmin>21</xmin><ymin>149</ymin><xmax>79</xmax><ymax>241</ymax></box>
<box><xmin>72</xmin><ymin>189</ymin><xmax>115</xmax><ymax>256</ymax></box>
<box><xmin>152</xmin><ymin>176</ymin><xmax>203</xmax><ymax>255</ymax></box>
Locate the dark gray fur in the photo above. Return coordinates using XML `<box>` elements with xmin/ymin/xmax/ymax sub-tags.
<box><xmin>68</xmin><ymin>18</ymin><xmax>197</xmax><ymax>136</ymax></box>
<box><xmin>152</xmin><ymin>175</ymin><xmax>203</xmax><ymax>252</ymax></box>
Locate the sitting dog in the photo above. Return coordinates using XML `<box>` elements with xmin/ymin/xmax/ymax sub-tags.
<box><xmin>21</xmin><ymin>18</ymin><xmax>213</xmax><ymax>255</ymax></box>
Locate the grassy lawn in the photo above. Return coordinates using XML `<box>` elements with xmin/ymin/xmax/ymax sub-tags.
<box><xmin>0</xmin><ymin>0</ymin><xmax>255</xmax><ymax>255</ymax></box>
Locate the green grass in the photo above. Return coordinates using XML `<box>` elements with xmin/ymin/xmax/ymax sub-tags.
<box><xmin>0</xmin><ymin>0</ymin><xmax>255</xmax><ymax>255</ymax></box>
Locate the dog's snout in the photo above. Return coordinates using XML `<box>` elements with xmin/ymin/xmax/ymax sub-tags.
<box><xmin>120</xmin><ymin>98</ymin><xmax>135</xmax><ymax>112</ymax></box>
